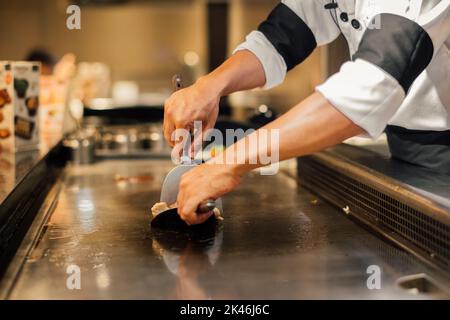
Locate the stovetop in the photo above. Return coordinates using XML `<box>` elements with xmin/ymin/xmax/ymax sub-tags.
<box><xmin>93</xmin><ymin>124</ymin><xmax>171</xmax><ymax>158</ymax></box>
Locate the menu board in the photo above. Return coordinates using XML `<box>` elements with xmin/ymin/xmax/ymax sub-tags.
<box><xmin>12</xmin><ymin>61</ymin><xmax>41</xmax><ymax>151</ymax></box>
<box><xmin>0</xmin><ymin>62</ymin><xmax>14</xmax><ymax>153</ymax></box>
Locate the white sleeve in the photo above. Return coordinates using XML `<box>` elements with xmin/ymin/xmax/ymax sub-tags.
<box><xmin>317</xmin><ymin>2</ymin><xmax>450</xmax><ymax>138</ymax></box>
<box><xmin>234</xmin><ymin>31</ymin><xmax>287</xmax><ymax>89</ymax></box>
<box><xmin>234</xmin><ymin>0</ymin><xmax>340</xmax><ymax>89</ymax></box>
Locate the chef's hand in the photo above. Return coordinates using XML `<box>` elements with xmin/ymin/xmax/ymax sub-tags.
<box><xmin>177</xmin><ymin>163</ymin><xmax>241</xmax><ymax>225</ymax></box>
<box><xmin>164</xmin><ymin>78</ymin><xmax>220</xmax><ymax>148</ymax></box>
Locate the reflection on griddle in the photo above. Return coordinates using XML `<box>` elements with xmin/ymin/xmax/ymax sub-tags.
<box><xmin>151</xmin><ymin>226</ymin><xmax>236</xmax><ymax>299</ymax></box>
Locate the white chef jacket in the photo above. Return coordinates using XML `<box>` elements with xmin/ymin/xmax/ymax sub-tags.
<box><xmin>234</xmin><ymin>0</ymin><xmax>450</xmax><ymax>139</ymax></box>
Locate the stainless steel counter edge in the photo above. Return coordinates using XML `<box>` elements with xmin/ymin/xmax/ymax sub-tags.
<box><xmin>0</xmin><ymin>180</ymin><xmax>62</xmax><ymax>299</ymax></box>
<box><xmin>0</xmin><ymin>142</ymin><xmax>67</xmax><ymax>280</ymax></box>
<box><xmin>296</xmin><ymin>146</ymin><xmax>450</xmax><ymax>274</ymax></box>
<box><xmin>312</xmin><ymin>150</ymin><xmax>450</xmax><ymax>225</ymax></box>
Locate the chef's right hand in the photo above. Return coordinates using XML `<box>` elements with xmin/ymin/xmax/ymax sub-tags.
<box><xmin>163</xmin><ymin>78</ymin><xmax>220</xmax><ymax>149</ymax></box>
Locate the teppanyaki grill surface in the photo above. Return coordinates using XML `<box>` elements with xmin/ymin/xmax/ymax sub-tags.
<box><xmin>2</xmin><ymin>159</ymin><xmax>449</xmax><ymax>299</ymax></box>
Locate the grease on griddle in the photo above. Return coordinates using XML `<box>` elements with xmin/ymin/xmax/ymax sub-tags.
<box><xmin>114</xmin><ymin>174</ymin><xmax>154</xmax><ymax>184</ymax></box>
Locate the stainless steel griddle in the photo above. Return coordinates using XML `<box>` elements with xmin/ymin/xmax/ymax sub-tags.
<box><xmin>1</xmin><ymin>159</ymin><xmax>448</xmax><ymax>299</ymax></box>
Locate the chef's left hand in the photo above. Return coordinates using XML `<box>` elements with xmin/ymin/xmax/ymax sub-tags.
<box><xmin>177</xmin><ymin>163</ymin><xmax>241</xmax><ymax>225</ymax></box>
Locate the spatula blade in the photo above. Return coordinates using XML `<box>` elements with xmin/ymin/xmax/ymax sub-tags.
<box><xmin>160</xmin><ymin>163</ymin><xmax>223</xmax><ymax>212</ymax></box>
<box><xmin>160</xmin><ymin>163</ymin><xmax>197</xmax><ymax>205</ymax></box>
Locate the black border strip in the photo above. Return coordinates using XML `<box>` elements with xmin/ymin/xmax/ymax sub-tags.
<box><xmin>258</xmin><ymin>3</ymin><xmax>317</xmax><ymax>70</ymax></box>
<box><xmin>353</xmin><ymin>13</ymin><xmax>434</xmax><ymax>93</ymax></box>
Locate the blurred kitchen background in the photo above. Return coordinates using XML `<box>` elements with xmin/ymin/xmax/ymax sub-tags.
<box><xmin>0</xmin><ymin>0</ymin><xmax>350</xmax><ymax>107</ymax></box>
<box><xmin>0</xmin><ymin>0</ymin><xmax>351</xmax><ymax>157</ymax></box>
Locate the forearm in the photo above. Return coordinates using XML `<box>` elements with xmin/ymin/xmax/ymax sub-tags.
<box><xmin>211</xmin><ymin>92</ymin><xmax>364</xmax><ymax>174</ymax></box>
<box><xmin>197</xmin><ymin>50</ymin><xmax>266</xmax><ymax>96</ymax></box>
<box><xmin>264</xmin><ymin>91</ymin><xmax>364</xmax><ymax>160</ymax></box>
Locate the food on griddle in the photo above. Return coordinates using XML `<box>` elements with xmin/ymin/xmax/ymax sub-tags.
<box><xmin>151</xmin><ymin>202</ymin><xmax>174</xmax><ymax>217</ymax></box>
<box><xmin>14</xmin><ymin>78</ymin><xmax>29</xmax><ymax>99</ymax></box>
<box><xmin>0</xmin><ymin>128</ymin><xmax>10</xmax><ymax>139</ymax></box>
<box><xmin>212</xmin><ymin>208</ymin><xmax>223</xmax><ymax>220</ymax></box>
<box><xmin>25</xmin><ymin>96</ymin><xmax>39</xmax><ymax>116</ymax></box>
<box><xmin>115</xmin><ymin>174</ymin><xmax>153</xmax><ymax>184</ymax></box>
<box><xmin>0</xmin><ymin>89</ymin><xmax>11</xmax><ymax>108</ymax></box>
<box><xmin>14</xmin><ymin>116</ymin><xmax>34</xmax><ymax>140</ymax></box>
<box><xmin>151</xmin><ymin>201</ymin><xmax>223</xmax><ymax>220</ymax></box>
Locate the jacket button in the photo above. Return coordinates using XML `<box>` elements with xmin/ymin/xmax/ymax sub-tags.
<box><xmin>340</xmin><ymin>12</ymin><xmax>349</xmax><ymax>22</ymax></box>
<box><xmin>351</xmin><ymin>19</ymin><xmax>361</xmax><ymax>29</ymax></box>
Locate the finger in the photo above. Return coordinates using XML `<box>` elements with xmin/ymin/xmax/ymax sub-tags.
<box><xmin>171</xmin><ymin>142</ymin><xmax>183</xmax><ymax>164</ymax></box>
<box><xmin>176</xmin><ymin>180</ymin><xmax>190</xmax><ymax>220</ymax></box>
<box><xmin>164</xmin><ymin>97</ymin><xmax>179</xmax><ymax>146</ymax></box>
<box><xmin>177</xmin><ymin>190</ymin><xmax>202</xmax><ymax>224</ymax></box>
<box><xmin>163</xmin><ymin>120</ymin><xmax>176</xmax><ymax>147</ymax></box>
<box><xmin>178</xmin><ymin>197</ymin><xmax>197</xmax><ymax>221</ymax></box>
<box><xmin>190</xmin><ymin>118</ymin><xmax>218</xmax><ymax>159</ymax></box>
<box><xmin>163</xmin><ymin>99</ymin><xmax>171</xmax><ymax>143</ymax></box>
<box><xmin>179</xmin><ymin>207</ymin><xmax>213</xmax><ymax>226</ymax></box>
<box><xmin>193</xmin><ymin>211</ymin><xmax>214</xmax><ymax>225</ymax></box>
<box><xmin>173</xmin><ymin>126</ymin><xmax>193</xmax><ymax>161</ymax></box>
<box><xmin>190</xmin><ymin>129</ymin><xmax>204</xmax><ymax>159</ymax></box>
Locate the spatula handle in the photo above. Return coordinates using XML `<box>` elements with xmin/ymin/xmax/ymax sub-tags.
<box><xmin>172</xmin><ymin>74</ymin><xmax>183</xmax><ymax>91</ymax></box>
<box><xmin>172</xmin><ymin>74</ymin><xmax>197</xmax><ymax>164</ymax></box>
<box><xmin>171</xmin><ymin>74</ymin><xmax>190</xmax><ymax>136</ymax></box>
<box><xmin>197</xmin><ymin>199</ymin><xmax>216</xmax><ymax>213</ymax></box>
